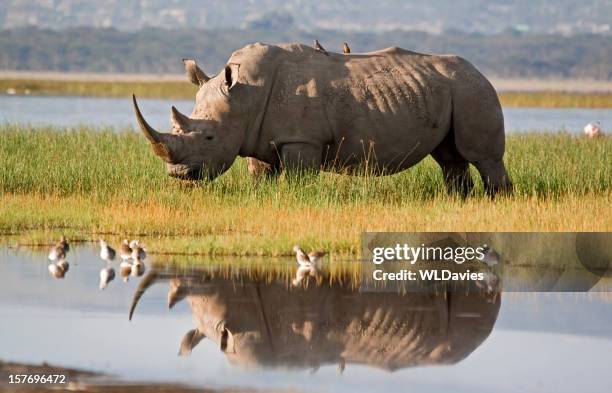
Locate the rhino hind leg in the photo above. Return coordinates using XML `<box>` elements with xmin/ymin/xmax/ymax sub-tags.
<box><xmin>431</xmin><ymin>131</ymin><xmax>474</xmax><ymax>198</ymax></box>
<box><xmin>473</xmin><ymin>159</ymin><xmax>513</xmax><ymax>198</ymax></box>
<box><xmin>246</xmin><ymin>157</ymin><xmax>278</xmax><ymax>179</ymax></box>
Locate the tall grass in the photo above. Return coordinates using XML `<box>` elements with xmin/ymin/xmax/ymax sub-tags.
<box><xmin>1</xmin><ymin>124</ymin><xmax>610</xmax><ymax>255</ymax></box>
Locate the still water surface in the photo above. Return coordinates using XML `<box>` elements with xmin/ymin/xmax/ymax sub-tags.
<box><xmin>1</xmin><ymin>245</ymin><xmax>611</xmax><ymax>392</ymax></box>
<box><xmin>1</xmin><ymin>95</ymin><xmax>611</xmax><ymax>133</ymax></box>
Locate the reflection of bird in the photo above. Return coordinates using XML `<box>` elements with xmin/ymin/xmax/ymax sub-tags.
<box><xmin>131</xmin><ymin>261</ymin><xmax>146</xmax><ymax>277</ymax></box>
<box><xmin>48</xmin><ymin>235</ymin><xmax>69</xmax><ymax>261</ymax></box>
<box><xmin>48</xmin><ymin>263</ymin><xmax>67</xmax><ymax>279</ymax></box>
<box><xmin>584</xmin><ymin>121</ymin><xmax>602</xmax><ymax>138</ymax></box>
<box><xmin>342</xmin><ymin>42</ymin><xmax>351</xmax><ymax>54</ymax></box>
<box><xmin>119</xmin><ymin>239</ymin><xmax>132</xmax><ymax>261</ymax></box>
<box><xmin>314</xmin><ymin>39</ymin><xmax>328</xmax><ymax>55</ymax></box>
<box><xmin>178</xmin><ymin>328</ymin><xmax>206</xmax><ymax>356</ymax></box>
<box><xmin>481</xmin><ymin>244</ymin><xmax>500</xmax><ymax>267</ymax></box>
<box><xmin>476</xmin><ymin>271</ymin><xmax>500</xmax><ymax>294</ymax></box>
<box><xmin>99</xmin><ymin>239</ymin><xmax>116</xmax><ymax>262</ymax></box>
<box><xmin>57</xmin><ymin>259</ymin><xmax>69</xmax><ymax>272</ymax></box>
<box><xmin>120</xmin><ymin>264</ymin><xmax>132</xmax><ymax>282</ymax></box>
<box><xmin>292</xmin><ymin>265</ymin><xmax>315</xmax><ymax>286</ymax></box>
<box><xmin>99</xmin><ymin>267</ymin><xmax>115</xmax><ymax>290</ymax></box>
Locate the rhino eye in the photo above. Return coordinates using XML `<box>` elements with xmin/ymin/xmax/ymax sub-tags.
<box><xmin>205</xmin><ymin>135</ymin><xmax>214</xmax><ymax>141</ymax></box>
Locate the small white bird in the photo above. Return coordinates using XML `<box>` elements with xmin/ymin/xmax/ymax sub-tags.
<box><xmin>293</xmin><ymin>245</ymin><xmax>327</xmax><ymax>267</ymax></box>
<box><xmin>131</xmin><ymin>243</ymin><xmax>147</xmax><ymax>261</ymax></box>
<box><xmin>99</xmin><ymin>239</ymin><xmax>116</xmax><ymax>262</ymax></box>
<box><xmin>481</xmin><ymin>244</ymin><xmax>500</xmax><ymax>267</ymax></box>
<box><xmin>48</xmin><ymin>235</ymin><xmax>69</xmax><ymax>261</ymax></box>
<box><xmin>119</xmin><ymin>239</ymin><xmax>132</xmax><ymax>261</ymax></box>
<box><xmin>584</xmin><ymin>121</ymin><xmax>602</xmax><ymax>138</ymax></box>
<box><xmin>99</xmin><ymin>267</ymin><xmax>116</xmax><ymax>290</ymax></box>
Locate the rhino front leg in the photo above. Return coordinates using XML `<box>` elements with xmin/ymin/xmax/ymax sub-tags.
<box><xmin>279</xmin><ymin>143</ymin><xmax>323</xmax><ymax>175</ymax></box>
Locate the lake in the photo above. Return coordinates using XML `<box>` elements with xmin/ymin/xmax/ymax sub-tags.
<box><xmin>1</xmin><ymin>244</ymin><xmax>611</xmax><ymax>392</ymax></box>
<box><xmin>1</xmin><ymin>95</ymin><xmax>610</xmax><ymax>133</ymax></box>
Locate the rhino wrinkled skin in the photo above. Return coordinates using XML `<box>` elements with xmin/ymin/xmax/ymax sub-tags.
<box><xmin>133</xmin><ymin>43</ymin><xmax>512</xmax><ymax>196</ymax></box>
<box><xmin>130</xmin><ymin>270</ymin><xmax>500</xmax><ymax>371</ymax></box>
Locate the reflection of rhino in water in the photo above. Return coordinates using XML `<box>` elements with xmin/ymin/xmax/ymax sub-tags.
<box><xmin>130</xmin><ymin>268</ymin><xmax>500</xmax><ymax>371</ymax></box>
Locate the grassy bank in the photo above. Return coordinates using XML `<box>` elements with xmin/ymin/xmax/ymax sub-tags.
<box><xmin>2</xmin><ymin>78</ymin><xmax>612</xmax><ymax>107</ymax></box>
<box><xmin>0</xmin><ymin>79</ymin><xmax>196</xmax><ymax>100</ymax></box>
<box><xmin>1</xmin><ymin>125</ymin><xmax>611</xmax><ymax>256</ymax></box>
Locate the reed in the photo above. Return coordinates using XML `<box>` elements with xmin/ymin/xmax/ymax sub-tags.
<box><xmin>1</xmin><ymin>125</ymin><xmax>610</xmax><ymax>255</ymax></box>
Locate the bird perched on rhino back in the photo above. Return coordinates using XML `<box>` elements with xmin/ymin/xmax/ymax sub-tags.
<box><xmin>342</xmin><ymin>42</ymin><xmax>351</xmax><ymax>54</ymax></box>
<box><xmin>314</xmin><ymin>39</ymin><xmax>328</xmax><ymax>55</ymax></box>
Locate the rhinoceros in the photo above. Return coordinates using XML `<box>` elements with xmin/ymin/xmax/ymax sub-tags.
<box><xmin>129</xmin><ymin>267</ymin><xmax>500</xmax><ymax>371</ymax></box>
<box><xmin>133</xmin><ymin>43</ymin><xmax>512</xmax><ymax>196</ymax></box>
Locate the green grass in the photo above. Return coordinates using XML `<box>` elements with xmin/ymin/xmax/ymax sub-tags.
<box><xmin>1</xmin><ymin>124</ymin><xmax>611</xmax><ymax>256</ymax></box>
<box><xmin>2</xmin><ymin>78</ymin><xmax>612</xmax><ymax>107</ymax></box>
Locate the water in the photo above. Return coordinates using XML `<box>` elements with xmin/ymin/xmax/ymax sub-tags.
<box><xmin>1</xmin><ymin>245</ymin><xmax>611</xmax><ymax>392</ymax></box>
<box><xmin>1</xmin><ymin>95</ymin><xmax>610</xmax><ymax>133</ymax></box>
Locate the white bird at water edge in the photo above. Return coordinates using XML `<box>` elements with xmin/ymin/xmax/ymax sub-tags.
<box><xmin>583</xmin><ymin>121</ymin><xmax>603</xmax><ymax>138</ymax></box>
<box><xmin>99</xmin><ymin>239</ymin><xmax>116</xmax><ymax>262</ymax></box>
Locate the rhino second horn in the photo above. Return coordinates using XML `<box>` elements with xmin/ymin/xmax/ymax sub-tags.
<box><xmin>171</xmin><ymin>106</ymin><xmax>192</xmax><ymax>133</ymax></box>
<box><xmin>132</xmin><ymin>95</ymin><xmax>175</xmax><ymax>163</ymax></box>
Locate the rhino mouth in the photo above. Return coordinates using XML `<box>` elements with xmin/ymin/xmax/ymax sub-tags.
<box><xmin>167</xmin><ymin>164</ymin><xmax>204</xmax><ymax>181</ymax></box>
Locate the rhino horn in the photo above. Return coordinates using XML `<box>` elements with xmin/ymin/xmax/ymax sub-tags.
<box><xmin>128</xmin><ymin>271</ymin><xmax>158</xmax><ymax>320</ymax></box>
<box><xmin>132</xmin><ymin>95</ymin><xmax>177</xmax><ymax>163</ymax></box>
<box><xmin>170</xmin><ymin>106</ymin><xmax>192</xmax><ymax>134</ymax></box>
<box><xmin>183</xmin><ymin>58</ymin><xmax>210</xmax><ymax>86</ymax></box>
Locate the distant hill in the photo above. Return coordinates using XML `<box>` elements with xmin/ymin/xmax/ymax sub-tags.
<box><xmin>0</xmin><ymin>27</ymin><xmax>610</xmax><ymax>80</ymax></box>
<box><xmin>1</xmin><ymin>0</ymin><xmax>610</xmax><ymax>35</ymax></box>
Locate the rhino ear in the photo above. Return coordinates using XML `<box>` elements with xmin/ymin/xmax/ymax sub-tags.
<box><xmin>224</xmin><ymin>63</ymin><xmax>240</xmax><ymax>92</ymax></box>
<box><xmin>183</xmin><ymin>59</ymin><xmax>210</xmax><ymax>87</ymax></box>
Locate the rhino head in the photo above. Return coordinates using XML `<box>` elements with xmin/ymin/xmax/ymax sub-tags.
<box><xmin>133</xmin><ymin>60</ymin><xmax>243</xmax><ymax>180</ymax></box>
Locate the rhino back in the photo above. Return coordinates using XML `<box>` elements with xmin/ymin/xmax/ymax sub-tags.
<box><xmin>230</xmin><ymin>44</ymin><xmax>459</xmax><ymax>171</ymax></box>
